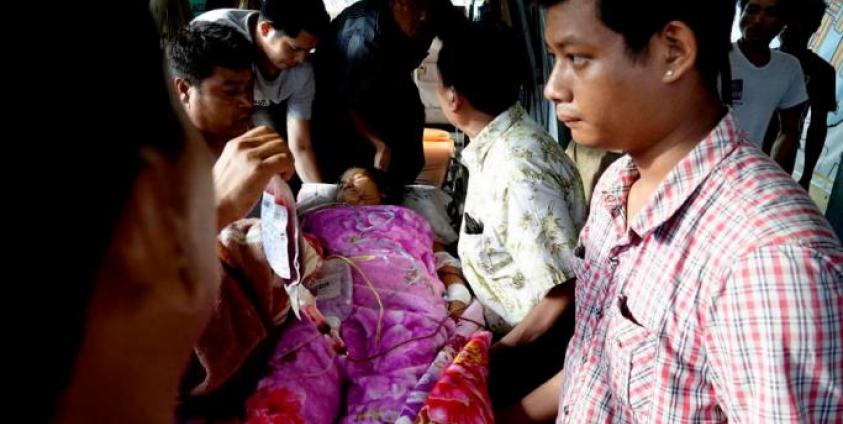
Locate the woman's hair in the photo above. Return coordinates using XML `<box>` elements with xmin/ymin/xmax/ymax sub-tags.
<box><xmin>338</xmin><ymin>167</ymin><xmax>405</xmax><ymax>205</ymax></box>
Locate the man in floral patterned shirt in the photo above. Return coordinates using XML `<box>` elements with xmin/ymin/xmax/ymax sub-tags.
<box><xmin>436</xmin><ymin>24</ymin><xmax>586</xmax><ymax>342</ymax></box>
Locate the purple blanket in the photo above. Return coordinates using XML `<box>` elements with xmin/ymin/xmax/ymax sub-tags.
<box><xmin>244</xmin><ymin>205</ymin><xmax>455</xmax><ymax>424</ymax></box>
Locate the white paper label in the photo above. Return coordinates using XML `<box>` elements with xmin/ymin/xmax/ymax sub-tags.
<box><xmin>261</xmin><ymin>192</ymin><xmax>290</xmax><ymax>279</ymax></box>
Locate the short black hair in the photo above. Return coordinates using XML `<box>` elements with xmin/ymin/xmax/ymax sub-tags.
<box><xmin>738</xmin><ymin>0</ymin><xmax>806</xmax><ymax>18</ymax></box>
<box><xmin>167</xmin><ymin>22</ymin><xmax>254</xmax><ymax>86</ymax></box>
<box><xmin>260</xmin><ymin>0</ymin><xmax>330</xmax><ymax>39</ymax></box>
<box><xmin>790</xmin><ymin>0</ymin><xmax>827</xmax><ymax>30</ymax></box>
<box><xmin>538</xmin><ymin>0</ymin><xmax>736</xmax><ymax>93</ymax></box>
<box><xmin>34</xmin><ymin>2</ymin><xmax>188</xmax><ymax>422</ymax></box>
<box><xmin>437</xmin><ymin>22</ymin><xmax>527</xmax><ymax>116</ymax></box>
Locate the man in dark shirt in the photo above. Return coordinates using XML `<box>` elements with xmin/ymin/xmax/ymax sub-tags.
<box><xmin>311</xmin><ymin>0</ymin><xmax>464</xmax><ymax>184</ymax></box>
<box><xmin>781</xmin><ymin>0</ymin><xmax>837</xmax><ymax>189</ymax></box>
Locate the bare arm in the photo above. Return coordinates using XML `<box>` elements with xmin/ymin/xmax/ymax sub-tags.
<box><xmin>772</xmin><ymin>103</ymin><xmax>807</xmax><ymax>173</ymax></box>
<box><xmin>434</xmin><ymin>243</ymin><xmax>469</xmax><ymax>317</ymax></box>
<box><xmin>286</xmin><ymin>117</ymin><xmax>322</xmax><ymax>183</ymax></box>
<box><xmin>799</xmin><ymin>105</ymin><xmax>830</xmax><ymax>189</ymax></box>
<box><xmin>350</xmin><ymin>111</ymin><xmax>390</xmax><ymax>171</ymax></box>
<box><xmin>496</xmin><ymin>369</ymin><xmax>563</xmax><ymax>423</ymax></box>
<box><xmin>496</xmin><ymin>280</ymin><xmax>575</xmax><ymax>349</ymax></box>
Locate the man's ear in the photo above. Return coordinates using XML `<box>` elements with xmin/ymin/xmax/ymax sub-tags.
<box><xmin>174</xmin><ymin>77</ymin><xmax>192</xmax><ymax>105</ymax></box>
<box><xmin>257</xmin><ymin>20</ymin><xmax>273</xmax><ymax>38</ymax></box>
<box><xmin>443</xmin><ymin>86</ymin><xmax>462</xmax><ymax>113</ymax></box>
<box><xmin>655</xmin><ymin>20</ymin><xmax>698</xmax><ymax>84</ymax></box>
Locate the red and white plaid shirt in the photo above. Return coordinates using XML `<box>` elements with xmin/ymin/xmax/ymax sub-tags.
<box><xmin>557</xmin><ymin>114</ymin><xmax>843</xmax><ymax>423</ymax></box>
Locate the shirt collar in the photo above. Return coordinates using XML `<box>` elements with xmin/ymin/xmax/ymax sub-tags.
<box><xmin>461</xmin><ymin>103</ymin><xmax>525</xmax><ymax>171</ymax></box>
<box><xmin>599</xmin><ymin>112</ymin><xmax>741</xmax><ymax>236</ymax></box>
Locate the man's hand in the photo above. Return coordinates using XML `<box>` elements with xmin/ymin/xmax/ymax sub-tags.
<box><xmin>213</xmin><ymin>126</ymin><xmax>294</xmax><ymax>230</ymax></box>
<box><xmin>373</xmin><ymin>141</ymin><xmax>391</xmax><ymax>172</ymax></box>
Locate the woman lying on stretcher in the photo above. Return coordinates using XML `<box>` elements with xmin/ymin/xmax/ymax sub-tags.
<box><xmin>332</xmin><ymin>166</ymin><xmax>472</xmax><ymax>316</ymax></box>
<box><xmin>238</xmin><ymin>167</ymin><xmax>487</xmax><ymax>424</ymax></box>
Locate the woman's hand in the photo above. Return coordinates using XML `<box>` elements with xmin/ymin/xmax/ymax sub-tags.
<box><xmin>448</xmin><ymin>300</ymin><xmax>468</xmax><ymax>318</ymax></box>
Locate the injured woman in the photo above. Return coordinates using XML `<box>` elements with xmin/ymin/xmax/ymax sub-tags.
<box><xmin>188</xmin><ymin>168</ymin><xmax>494</xmax><ymax>423</ymax></box>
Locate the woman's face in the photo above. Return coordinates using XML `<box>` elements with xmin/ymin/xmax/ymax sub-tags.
<box><xmin>338</xmin><ymin>172</ymin><xmax>383</xmax><ymax>205</ymax></box>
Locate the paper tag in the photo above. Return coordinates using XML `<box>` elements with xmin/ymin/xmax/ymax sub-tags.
<box><xmin>261</xmin><ymin>192</ymin><xmax>290</xmax><ymax>279</ymax></box>
<box><xmin>307</xmin><ymin>260</ymin><xmax>352</xmax><ymax>301</ymax></box>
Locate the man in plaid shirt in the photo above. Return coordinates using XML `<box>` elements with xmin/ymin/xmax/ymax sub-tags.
<box><xmin>496</xmin><ymin>0</ymin><xmax>843</xmax><ymax>422</ymax></box>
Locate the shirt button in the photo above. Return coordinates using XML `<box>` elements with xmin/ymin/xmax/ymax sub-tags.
<box><xmin>609</xmin><ymin>257</ymin><xmax>619</xmax><ymax>268</ymax></box>
<box><xmin>595</xmin><ymin>308</ymin><xmax>603</xmax><ymax>318</ymax></box>
<box><xmin>563</xmin><ymin>405</ymin><xmax>570</xmax><ymax>415</ymax></box>
<box><xmin>582</xmin><ymin>355</ymin><xmax>588</xmax><ymax>364</ymax></box>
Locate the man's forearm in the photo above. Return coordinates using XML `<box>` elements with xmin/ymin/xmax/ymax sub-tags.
<box><xmin>498</xmin><ymin>280</ymin><xmax>575</xmax><ymax>348</ymax></box>
<box><xmin>350</xmin><ymin>112</ymin><xmax>384</xmax><ymax>150</ymax></box>
<box><xmin>773</xmin><ymin>131</ymin><xmax>800</xmax><ymax>173</ymax></box>
<box><xmin>496</xmin><ymin>370</ymin><xmax>563</xmax><ymax>423</ymax></box>
<box><xmin>293</xmin><ymin>149</ymin><xmax>322</xmax><ymax>183</ymax></box>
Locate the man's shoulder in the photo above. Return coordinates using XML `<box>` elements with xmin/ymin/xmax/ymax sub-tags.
<box><xmin>193</xmin><ymin>8</ymin><xmax>252</xmax><ymax>25</ymax></box>
<box><xmin>706</xmin><ymin>144</ymin><xmax>834</xmax><ymax>247</ymax></box>
<box><xmin>286</xmin><ymin>62</ymin><xmax>314</xmax><ymax>81</ymax></box>
<box><xmin>497</xmin><ymin>119</ymin><xmax>572</xmax><ymax>166</ymax></box>
<box><xmin>803</xmin><ymin>51</ymin><xmax>836</xmax><ymax>78</ymax></box>
<box><xmin>334</xmin><ymin>0</ymin><xmax>382</xmax><ymax>35</ymax></box>
<box><xmin>770</xmin><ymin>49</ymin><xmax>804</xmax><ymax>74</ymax></box>
<box><xmin>192</xmin><ymin>8</ymin><xmax>254</xmax><ymax>38</ymax></box>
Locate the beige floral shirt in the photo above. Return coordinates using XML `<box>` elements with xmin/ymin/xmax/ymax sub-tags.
<box><xmin>458</xmin><ymin>104</ymin><xmax>586</xmax><ymax>333</ymax></box>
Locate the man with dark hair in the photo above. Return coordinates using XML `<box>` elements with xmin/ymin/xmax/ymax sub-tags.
<box><xmin>311</xmin><ymin>0</ymin><xmax>465</xmax><ymax>185</ymax></box>
<box><xmin>168</xmin><ymin>22</ymin><xmax>295</xmax><ymax>230</ymax></box>
<box><xmin>779</xmin><ymin>0</ymin><xmax>836</xmax><ymax>188</ymax></box>
<box><xmin>169</xmin><ymin>22</ymin><xmax>256</xmax><ymax>151</ymax></box>
<box><xmin>435</xmin><ymin>22</ymin><xmax>585</xmax><ymax>402</ymax></box>
<box><xmin>498</xmin><ymin>0</ymin><xmax>842</xmax><ymax>422</ymax></box>
<box><xmin>732</xmin><ymin>0</ymin><xmax>808</xmax><ymax>169</ymax></box>
<box><xmin>193</xmin><ymin>0</ymin><xmax>330</xmax><ymax>183</ymax></box>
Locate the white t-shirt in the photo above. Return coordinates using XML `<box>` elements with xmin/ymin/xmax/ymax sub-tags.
<box><xmin>192</xmin><ymin>9</ymin><xmax>315</xmax><ymax>120</ymax></box>
<box><xmin>729</xmin><ymin>42</ymin><xmax>808</xmax><ymax>146</ymax></box>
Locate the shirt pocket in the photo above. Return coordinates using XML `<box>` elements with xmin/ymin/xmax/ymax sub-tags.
<box><xmin>605</xmin><ymin>295</ymin><xmax>658</xmax><ymax>421</ymax></box>
<box><xmin>572</xmin><ymin>240</ymin><xmax>591</xmax><ymax>283</ymax></box>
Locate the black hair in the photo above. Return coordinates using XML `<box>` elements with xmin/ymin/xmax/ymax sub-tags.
<box><xmin>438</xmin><ymin>22</ymin><xmax>528</xmax><ymax>116</ymax></box>
<box><xmin>167</xmin><ymin>22</ymin><xmax>254</xmax><ymax>86</ymax></box>
<box><xmin>538</xmin><ymin>0</ymin><xmax>737</xmax><ymax>93</ymax></box>
<box><xmin>738</xmin><ymin>0</ymin><xmax>794</xmax><ymax>14</ymax></box>
<box><xmin>260</xmin><ymin>0</ymin><xmax>330</xmax><ymax>39</ymax></box>
<box><xmin>791</xmin><ymin>0</ymin><xmax>828</xmax><ymax>30</ymax></box>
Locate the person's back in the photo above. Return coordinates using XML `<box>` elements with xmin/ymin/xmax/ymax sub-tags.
<box><xmin>311</xmin><ymin>0</ymin><xmax>463</xmax><ymax>185</ymax></box>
